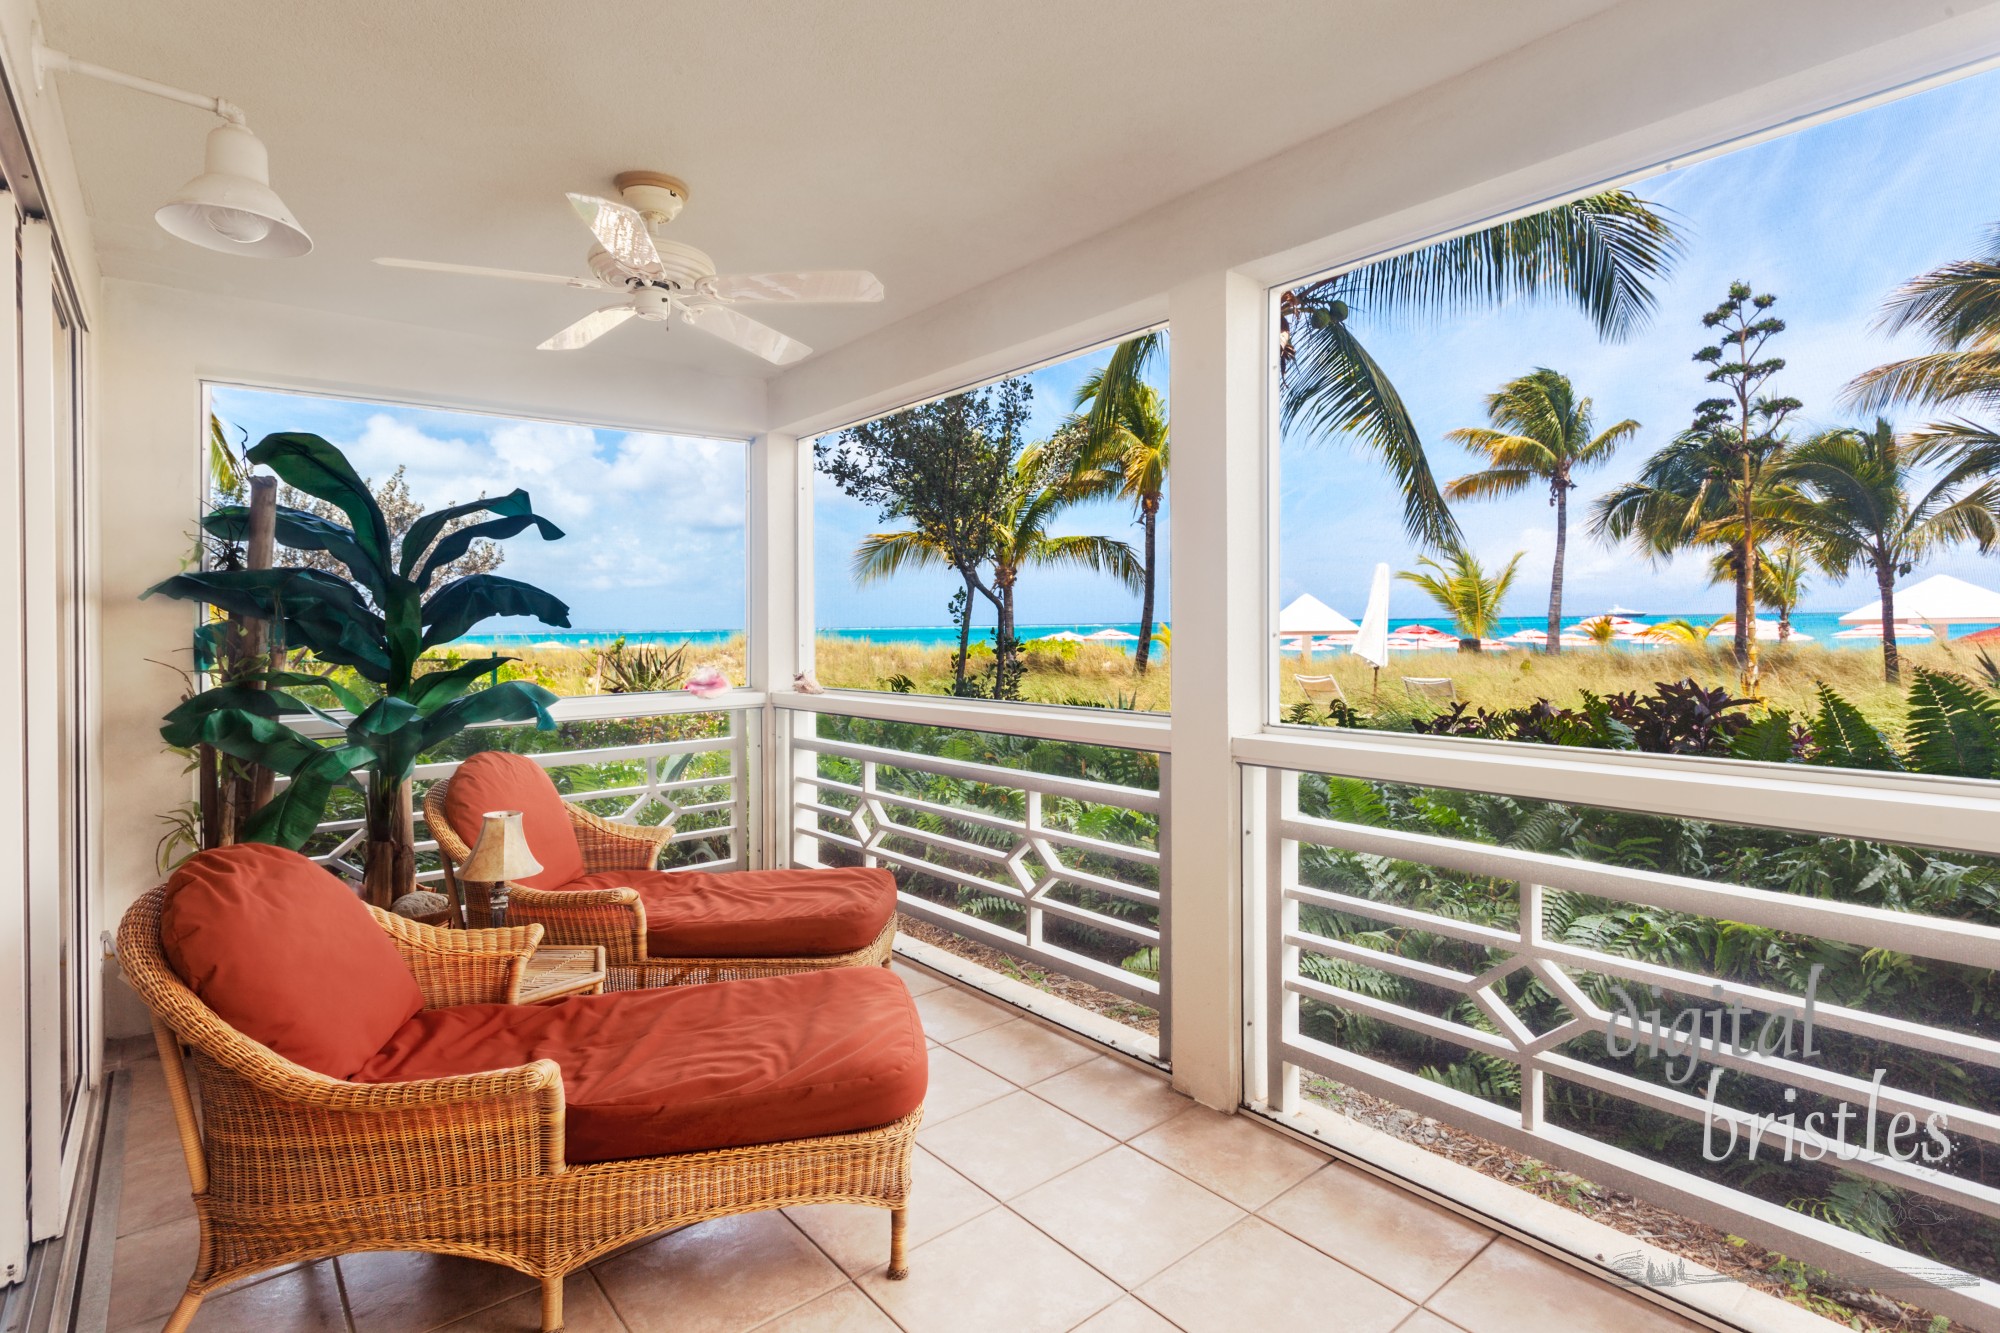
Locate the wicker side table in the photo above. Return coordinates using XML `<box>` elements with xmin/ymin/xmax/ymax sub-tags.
<box><xmin>513</xmin><ymin>945</ymin><xmax>607</xmax><ymax>1004</ymax></box>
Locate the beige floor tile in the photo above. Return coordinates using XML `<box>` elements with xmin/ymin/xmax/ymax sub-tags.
<box><xmin>751</xmin><ymin>1284</ymin><xmax>899</xmax><ymax>1330</ymax></box>
<box><xmin>948</xmin><ymin>1018</ymin><xmax>1099</xmax><ymax>1087</ymax></box>
<box><xmin>1395</xmin><ymin>1312</ymin><xmax>1469</xmax><ymax>1333</ymax></box>
<box><xmin>105</xmin><ymin>1217</ymin><xmax>200</xmax><ymax>1330</ymax></box>
<box><xmin>919</xmin><ymin>1091</ymin><xmax>1115</xmax><ymax>1200</ymax></box>
<box><xmin>1261</xmin><ymin>1163</ymin><xmax>1493</xmax><ymax>1301</ymax></box>
<box><xmin>1027</xmin><ymin>1057</ymin><xmax>1191</xmax><ymax>1140</ymax></box>
<box><xmin>1012</xmin><ymin>1146</ymin><xmax>1242</xmax><ymax>1288</ymax></box>
<box><xmin>595</xmin><ymin>1210</ymin><xmax>844</xmax><ymax>1333</ymax></box>
<box><xmin>1080</xmin><ymin>1296</ymin><xmax>1184</xmax><ymax>1328</ymax></box>
<box><xmin>1129</xmin><ymin>1106</ymin><xmax>1323</xmax><ymax>1209</ymax></box>
<box><xmin>918</xmin><ymin>1046</ymin><xmax>1016</xmax><ymax>1126</ymax></box>
<box><xmin>116</xmin><ymin>1143</ymin><xmax>198</xmax><ymax>1236</ymax></box>
<box><xmin>1072</xmin><ymin>1297</ymin><xmax>1181</xmax><ymax>1332</ymax></box>
<box><xmin>340</xmin><ymin>1250</ymin><xmax>535</xmax><ymax>1332</ymax></box>
<box><xmin>1424</xmin><ymin>1239</ymin><xmax>1705</xmax><ymax>1333</ymax></box>
<box><xmin>110</xmin><ymin>1261</ymin><xmax>348</xmax><ymax>1333</ymax></box>
<box><xmin>913</xmin><ymin>986</ymin><xmax>1017</xmax><ymax>1043</ymax></box>
<box><xmin>1137</xmin><ymin>1218</ymin><xmax>1412</xmax><ymax>1333</ymax></box>
<box><xmin>788</xmin><ymin>1147</ymin><xmax>997</xmax><ymax>1276</ymax></box>
<box><xmin>432</xmin><ymin>1270</ymin><xmax>626</xmax><ymax>1331</ymax></box>
<box><xmin>856</xmin><ymin>1207</ymin><xmax>1119</xmax><ymax>1333</ymax></box>
<box><xmin>891</xmin><ymin>961</ymin><xmax>947</xmax><ymax>996</ymax></box>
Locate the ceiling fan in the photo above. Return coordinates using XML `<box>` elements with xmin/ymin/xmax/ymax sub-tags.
<box><xmin>375</xmin><ymin>171</ymin><xmax>882</xmax><ymax>365</ymax></box>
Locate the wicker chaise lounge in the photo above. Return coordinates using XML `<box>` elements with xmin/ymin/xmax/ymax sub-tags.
<box><xmin>121</xmin><ymin>844</ymin><xmax>926</xmax><ymax>1333</ymax></box>
<box><xmin>425</xmin><ymin>750</ymin><xmax>897</xmax><ymax>988</ymax></box>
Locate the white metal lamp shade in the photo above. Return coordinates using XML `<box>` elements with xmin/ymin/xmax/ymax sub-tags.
<box><xmin>463</xmin><ymin>810</ymin><xmax>544</xmax><ymax>885</ymax></box>
<box><xmin>155</xmin><ymin>122</ymin><xmax>312</xmax><ymax>258</ymax></box>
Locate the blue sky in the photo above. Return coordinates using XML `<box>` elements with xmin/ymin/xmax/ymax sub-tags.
<box><xmin>1281</xmin><ymin>63</ymin><xmax>2000</xmax><ymax>623</ymax></box>
<box><xmin>810</xmin><ymin>341</ymin><xmax>1173</xmax><ymax>630</ymax></box>
<box><xmin>207</xmin><ymin>386</ymin><xmax>747</xmax><ymax>634</ymax></box>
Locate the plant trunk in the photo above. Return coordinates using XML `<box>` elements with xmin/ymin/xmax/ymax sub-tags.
<box><xmin>1134</xmin><ymin>503</ymin><xmax>1157</xmax><ymax>675</ymax></box>
<box><xmin>1878</xmin><ymin>563</ymin><xmax>1900</xmax><ymax>685</ymax></box>
<box><xmin>245</xmin><ymin>476</ymin><xmax>282</xmax><ymax>812</ymax></box>
<box><xmin>363</xmin><ymin>775</ymin><xmax>416</xmax><ymax>908</ymax></box>
<box><xmin>1734</xmin><ymin>455</ymin><xmax>1754</xmax><ymax>672</ymax></box>
<box><xmin>995</xmin><ymin>579</ymin><xmax>1018</xmax><ymax>699</ymax></box>
<box><xmin>1546</xmin><ymin>481</ymin><xmax>1567</xmax><ymax>656</ymax></box>
<box><xmin>952</xmin><ymin>570</ymin><xmax>977</xmax><ymax>692</ymax></box>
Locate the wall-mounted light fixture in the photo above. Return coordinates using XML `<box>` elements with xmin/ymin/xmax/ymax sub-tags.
<box><xmin>33</xmin><ymin>37</ymin><xmax>311</xmax><ymax>258</ymax></box>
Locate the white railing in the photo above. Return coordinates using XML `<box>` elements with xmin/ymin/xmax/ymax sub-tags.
<box><xmin>782</xmin><ymin>699</ymin><xmax>1168</xmax><ymax>1051</ymax></box>
<box><xmin>1253</xmin><ymin>763</ymin><xmax>2000</xmax><ymax>1327</ymax></box>
<box><xmin>293</xmin><ymin>693</ymin><xmax>759</xmax><ymax>883</ymax></box>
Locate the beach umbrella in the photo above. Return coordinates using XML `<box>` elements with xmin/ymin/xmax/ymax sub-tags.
<box><xmin>1084</xmin><ymin>628</ymin><xmax>1139</xmax><ymax>641</ymax></box>
<box><xmin>1350</xmin><ymin>563</ymin><xmax>1391</xmax><ymax>692</ymax></box>
<box><xmin>1033</xmin><ymin>630</ymin><xmax>1086</xmax><ymax>643</ymax></box>
<box><xmin>1833</xmin><ymin>621</ymin><xmax>1937</xmax><ymax>642</ymax></box>
<box><xmin>1714</xmin><ymin>616</ymin><xmax>1812</xmax><ymax>642</ymax></box>
<box><xmin>1838</xmin><ymin>572</ymin><xmax>2000</xmax><ymax>640</ymax></box>
<box><xmin>1278</xmin><ymin>593</ymin><xmax>1360</xmax><ymax>636</ymax></box>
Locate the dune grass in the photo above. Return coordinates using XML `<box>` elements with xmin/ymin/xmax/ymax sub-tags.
<box><xmin>488</xmin><ymin>632</ymin><xmax>1974</xmax><ymax>742</ymax></box>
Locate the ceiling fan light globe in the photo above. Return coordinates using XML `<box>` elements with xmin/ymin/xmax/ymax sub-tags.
<box><xmin>155</xmin><ymin>123</ymin><xmax>311</xmax><ymax>258</ymax></box>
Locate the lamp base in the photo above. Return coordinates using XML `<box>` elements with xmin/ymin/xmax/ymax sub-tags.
<box><xmin>468</xmin><ymin>879</ymin><xmax>510</xmax><ymax>929</ymax></box>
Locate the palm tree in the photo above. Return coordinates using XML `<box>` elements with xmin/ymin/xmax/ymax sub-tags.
<box><xmin>1847</xmin><ymin>226</ymin><xmax>2000</xmax><ymax>495</ymax></box>
<box><xmin>1704</xmin><ymin>540</ymin><xmax>1808</xmax><ymax>642</ymax></box>
<box><xmin>1088</xmin><ymin>191</ymin><xmax>1680</xmax><ymax>546</ymax></box>
<box><xmin>1443</xmin><ymin>368</ymin><xmax>1638</xmax><ymax>654</ymax></box>
<box><xmin>1771</xmin><ymin>419</ymin><xmax>2000</xmax><ymax>682</ymax></box>
<box><xmin>1397</xmin><ymin>546</ymin><xmax>1523</xmax><ymax>650</ymax></box>
<box><xmin>1069</xmin><ymin>359</ymin><xmax>1169</xmax><ymax>673</ymax></box>
<box><xmin>983</xmin><ymin>447</ymin><xmax>1144</xmax><ymax>693</ymax></box>
<box><xmin>1591</xmin><ymin>425</ymin><xmax>1796</xmax><ymax>678</ymax></box>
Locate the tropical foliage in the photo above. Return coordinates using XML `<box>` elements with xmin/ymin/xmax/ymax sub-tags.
<box><xmin>149</xmin><ymin>432</ymin><xmax>569</xmax><ymax>901</ymax></box>
<box><xmin>1069</xmin><ymin>356</ymin><xmax>1170</xmax><ymax>673</ymax></box>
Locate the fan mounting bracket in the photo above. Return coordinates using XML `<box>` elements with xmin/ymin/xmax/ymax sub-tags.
<box><xmin>614</xmin><ymin>171</ymin><xmax>689</xmax><ymax>225</ymax></box>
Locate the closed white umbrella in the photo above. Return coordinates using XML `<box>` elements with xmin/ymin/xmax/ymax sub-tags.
<box><xmin>1352</xmin><ymin>563</ymin><xmax>1391</xmax><ymax>694</ymax></box>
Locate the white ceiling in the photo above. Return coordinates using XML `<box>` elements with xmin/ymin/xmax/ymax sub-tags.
<box><xmin>40</xmin><ymin>0</ymin><xmax>1620</xmax><ymax>378</ymax></box>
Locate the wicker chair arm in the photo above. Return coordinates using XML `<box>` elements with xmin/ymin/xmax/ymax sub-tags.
<box><xmin>371</xmin><ymin>908</ymin><xmax>544</xmax><ymax>1008</ymax></box>
<box><xmin>569</xmin><ymin>806</ymin><xmax>676</xmax><ymax>872</ymax></box>
<box><xmin>507</xmin><ymin>884</ymin><xmax>649</xmax><ymax>967</ymax></box>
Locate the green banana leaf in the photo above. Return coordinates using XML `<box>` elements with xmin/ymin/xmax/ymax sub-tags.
<box><xmin>245</xmin><ymin>433</ymin><xmax>394</xmax><ymax>588</ymax></box>
<box><xmin>401</xmin><ymin>489</ymin><xmax>564</xmax><ymax>585</ymax></box>
<box><xmin>421</xmin><ymin>574</ymin><xmax>572</xmax><ymax>649</ymax></box>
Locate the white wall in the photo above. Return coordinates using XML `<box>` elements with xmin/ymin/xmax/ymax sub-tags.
<box><xmin>94</xmin><ymin>280</ymin><xmax>768</xmax><ymax>1035</ymax></box>
<box><xmin>768</xmin><ymin>0</ymin><xmax>2000</xmax><ymax>438</ymax></box>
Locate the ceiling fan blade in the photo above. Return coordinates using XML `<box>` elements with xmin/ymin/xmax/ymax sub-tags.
<box><xmin>538</xmin><ymin>304</ymin><xmax>637</xmax><ymax>351</ymax></box>
<box><xmin>681</xmin><ymin>303</ymin><xmax>811</xmax><ymax>365</ymax></box>
<box><xmin>566</xmin><ymin>193</ymin><xmax>663</xmax><ymax>279</ymax></box>
<box><xmin>701</xmin><ymin>270</ymin><xmax>884</xmax><ymax>304</ymax></box>
<box><xmin>375</xmin><ymin>257</ymin><xmax>614</xmax><ymax>290</ymax></box>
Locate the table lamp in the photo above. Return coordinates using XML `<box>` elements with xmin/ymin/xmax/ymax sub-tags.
<box><xmin>463</xmin><ymin>809</ymin><xmax>542</xmax><ymax>927</ymax></box>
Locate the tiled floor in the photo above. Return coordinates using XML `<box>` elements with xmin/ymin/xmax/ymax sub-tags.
<box><xmin>101</xmin><ymin>962</ymin><xmax>1708</xmax><ymax>1332</ymax></box>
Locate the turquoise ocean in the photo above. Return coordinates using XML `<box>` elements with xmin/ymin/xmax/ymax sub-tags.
<box><xmin>461</xmin><ymin>612</ymin><xmax>1997</xmax><ymax>653</ymax></box>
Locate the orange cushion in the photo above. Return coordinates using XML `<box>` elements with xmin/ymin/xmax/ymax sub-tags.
<box><xmin>564</xmin><ymin>866</ymin><xmax>896</xmax><ymax>958</ymax></box>
<box><xmin>356</xmin><ymin>968</ymin><xmax>927</xmax><ymax>1163</ymax></box>
<box><xmin>441</xmin><ymin>751</ymin><xmax>584</xmax><ymax>890</ymax></box>
<box><xmin>159</xmin><ymin>844</ymin><xmax>423</xmax><ymax>1079</ymax></box>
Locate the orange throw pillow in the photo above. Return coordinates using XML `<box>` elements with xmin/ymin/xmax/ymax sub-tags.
<box><xmin>440</xmin><ymin>750</ymin><xmax>585</xmax><ymax>890</ymax></box>
<box><xmin>159</xmin><ymin>844</ymin><xmax>424</xmax><ymax>1079</ymax></box>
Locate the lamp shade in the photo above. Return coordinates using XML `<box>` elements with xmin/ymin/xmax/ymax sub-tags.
<box><xmin>462</xmin><ymin>810</ymin><xmax>544</xmax><ymax>884</ymax></box>
<box><xmin>155</xmin><ymin>122</ymin><xmax>312</xmax><ymax>258</ymax></box>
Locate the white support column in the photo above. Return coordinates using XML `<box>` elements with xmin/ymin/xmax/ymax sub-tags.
<box><xmin>747</xmin><ymin>431</ymin><xmax>812</xmax><ymax>868</ymax></box>
<box><xmin>1164</xmin><ymin>269</ymin><xmax>1267</xmax><ymax>1110</ymax></box>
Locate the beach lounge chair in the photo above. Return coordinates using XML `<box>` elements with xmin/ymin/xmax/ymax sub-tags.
<box><xmin>426</xmin><ymin>751</ymin><xmax>896</xmax><ymax>989</ymax></box>
<box><xmin>120</xmin><ymin>844</ymin><xmax>926</xmax><ymax>1333</ymax></box>
<box><xmin>1402</xmin><ymin>676</ymin><xmax>1457</xmax><ymax>703</ymax></box>
<box><xmin>1295</xmin><ymin>673</ymin><xmax>1349</xmax><ymax>705</ymax></box>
